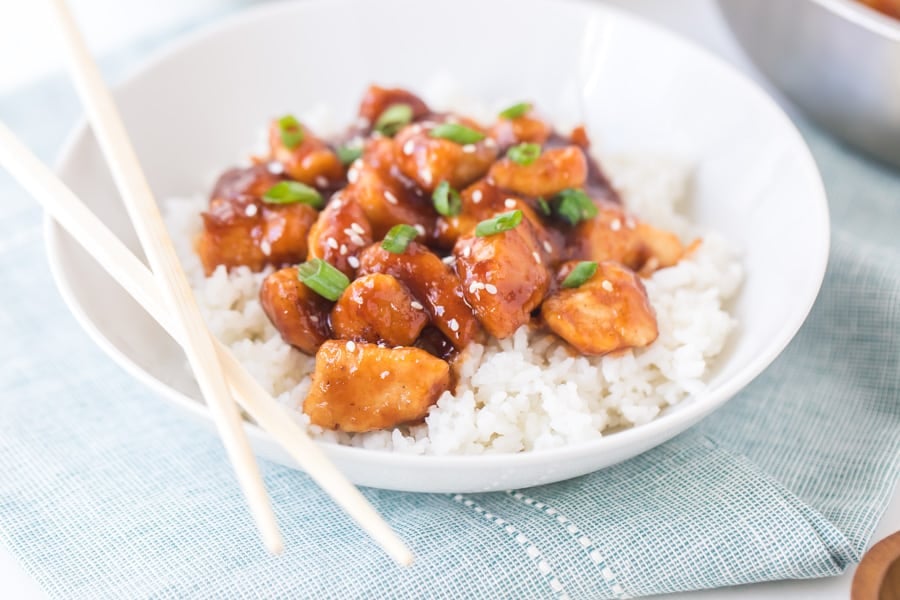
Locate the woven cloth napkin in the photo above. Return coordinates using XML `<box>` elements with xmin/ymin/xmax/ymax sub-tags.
<box><xmin>2</xmin><ymin>34</ymin><xmax>900</xmax><ymax>600</ymax></box>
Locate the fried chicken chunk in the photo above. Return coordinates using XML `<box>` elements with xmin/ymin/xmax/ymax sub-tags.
<box><xmin>541</xmin><ymin>261</ymin><xmax>658</xmax><ymax>355</ymax></box>
<box><xmin>259</xmin><ymin>267</ymin><xmax>331</xmax><ymax>354</ymax></box>
<box><xmin>331</xmin><ymin>274</ymin><xmax>428</xmax><ymax>346</ymax></box>
<box><xmin>304</xmin><ymin>341</ymin><xmax>450</xmax><ymax>432</ymax></box>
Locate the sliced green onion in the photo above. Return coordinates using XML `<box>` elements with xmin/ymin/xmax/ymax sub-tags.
<box><xmin>536</xmin><ymin>197</ymin><xmax>551</xmax><ymax>216</ymax></box>
<box><xmin>278</xmin><ymin>114</ymin><xmax>304</xmax><ymax>149</ymax></box>
<box><xmin>336</xmin><ymin>143</ymin><xmax>363</xmax><ymax>165</ymax></box>
<box><xmin>382</xmin><ymin>224</ymin><xmax>419</xmax><ymax>253</ymax></box>
<box><xmin>562</xmin><ymin>261</ymin><xmax>598</xmax><ymax>288</ymax></box>
<box><xmin>374</xmin><ymin>103</ymin><xmax>413</xmax><ymax>136</ymax></box>
<box><xmin>555</xmin><ymin>188</ymin><xmax>598</xmax><ymax>225</ymax></box>
<box><xmin>499</xmin><ymin>102</ymin><xmax>531</xmax><ymax>119</ymax></box>
<box><xmin>429</xmin><ymin>123</ymin><xmax>485</xmax><ymax>144</ymax></box>
<box><xmin>432</xmin><ymin>181</ymin><xmax>462</xmax><ymax>217</ymax></box>
<box><xmin>297</xmin><ymin>258</ymin><xmax>349</xmax><ymax>301</ymax></box>
<box><xmin>507</xmin><ymin>142</ymin><xmax>541</xmax><ymax>166</ymax></box>
<box><xmin>475</xmin><ymin>210</ymin><xmax>523</xmax><ymax>237</ymax></box>
<box><xmin>262</xmin><ymin>181</ymin><xmax>323</xmax><ymax>208</ymax></box>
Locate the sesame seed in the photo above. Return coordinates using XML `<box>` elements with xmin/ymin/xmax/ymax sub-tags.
<box><xmin>260</xmin><ymin>240</ymin><xmax>271</xmax><ymax>256</ymax></box>
<box><xmin>442</xmin><ymin>255</ymin><xmax>456</xmax><ymax>266</ymax></box>
<box><xmin>484</xmin><ymin>283</ymin><xmax>498</xmax><ymax>294</ymax></box>
<box><xmin>410</xmin><ymin>300</ymin><xmax>424</xmax><ymax>310</ymax></box>
<box><xmin>380</xmin><ymin>370</ymin><xmax>390</xmax><ymax>379</ymax></box>
<box><xmin>349</xmin><ymin>233</ymin><xmax>365</xmax><ymax>246</ymax></box>
<box><xmin>468</xmin><ymin>281</ymin><xmax>484</xmax><ymax>294</ymax></box>
<box><xmin>471</xmin><ymin>189</ymin><xmax>483</xmax><ymax>204</ymax></box>
<box><xmin>384</xmin><ymin>190</ymin><xmax>399</xmax><ymax>205</ymax></box>
<box><xmin>484</xmin><ymin>137</ymin><xmax>497</xmax><ymax>149</ymax></box>
<box><xmin>339</xmin><ymin>244</ymin><xmax>348</xmax><ymax>255</ymax></box>
<box><xmin>327</xmin><ymin>237</ymin><xmax>339</xmax><ymax>249</ymax></box>
<box><xmin>347</xmin><ymin>168</ymin><xmax>359</xmax><ymax>184</ymax></box>
<box><xmin>403</xmin><ymin>139</ymin><xmax>415</xmax><ymax>156</ymax></box>
<box><xmin>347</xmin><ymin>256</ymin><xmax>360</xmax><ymax>269</ymax></box>
<box><xmin>414</xmin><ymin>224</ymin><xmax>426</xmax><ymax>236</ymax></box>
<box><xmin>350</xmin><ymin>222</ymin><xmax>365</xmax><ymax>235</ymax></box>
<box><xmin>448</xmin><ymin>318</ymin><xmax>459</xmax><ymax>332</ymax></box>
<box><xmin>267</xmin><ymin>162</ymin><xmax>285</xmax><ymax>175</ymax></box>
<box><xmin>315</xmin><ymin>175</ymin><xmax>328</xmax><ymax>188</ymax></box>
<box><xmin>346</xmin><ymin>340</ymin><xmax>356</xmax><ymax>351</ymax></box>
<box><xmin>462</xmin><ymin>144</ymin><xmax>476</xmax><ymax>153</ymax></box>
<box><xmin>532</xmin><ymin>251</ymin><xmax>542</xmax><ymax>264</ymax></box>
<box><xmin>434</xmin><ymin>305</ymin><xmax>445</xmax><ymax>316</ymax></box>
<box><xmin>504</xmin><ymin>198</ymin><xmax>517</xmax><ymax>209</ymax></box>
<box><xmin>244</xmin><ymin>204</ymin><xmax>258</xmax><ymax>217</ymax></box>
<box><xmin>543</xmin><ymin>241</ymin><xmax>553</xmax><ymax>253</ymax></box>
<box><xmin>420</xmin><ymin>169</ymin><xmax>433</xmax><ymax>185</ymax></box>
<box><xmin>462</xmin><ymin>246</ymin><xmax>471</xmax><ymax>258</ymax></box>
<box><xmin>601</xmin><ymin>280</ymin><xmax>613</xmax><ymax>292</ymax></box>
<box><xmin>310</xmin><ymin>315</ymin><xmax>319</xmax><ymax>323</ymax></box>
<box><xmin>610</xmin><ymin>218</ymin><xmax>621</xmax><ymax>231</ymax></box>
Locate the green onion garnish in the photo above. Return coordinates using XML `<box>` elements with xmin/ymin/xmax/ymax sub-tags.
<box><xmin>475</xmin><ymin>210</ymin><xmax>523</xmax><ymax>237</ymax></box>
<box><xmin>278</xmin><ymin>114</ymin><xmax>304</xmax><ymax>149</ymax></box>
<box><xmin>507</xmin><ymin>142</ymin><xmax>541</xmax><ymax>166</ymax></box>
<box><xmin>262</xmin><ymin>181</ymin><xmax>324</xmax><ymax>208</ymax></box>
<box><xmin>555</xmin><ymin>188</ymin><xmax>598</xmax><ymax>225</ymax></box>
<box><xmin>336</xmin><ymin>143</ymin><xmax>363</xmax><ymax>165</ymax></box>
<box><xmin>562</xmin><ymin>261</ymin><xmax>598</xmax><ymax>288</ymax></box>
<box><xmin>432</xmin><ymin>181</ymin><xmax>462</xmax><ymax>217</ymax></box>
<box><xmin>297</xmin><ymin>258</ymin><xmax>349</xmax><ymax>301</ymax></box>
<box><xmin>374</xmin><ymin>103</ymin><xmax>413</xmax><ymax>136</ymax></box>
<box><xmin>499</xmin><ymin>102</ymin><xmax>531</xmax><ymax>119</ymax></box>
<box><xmin>536</xmin><ymin>197</ymin><xmax>551</xmax><ymax>216</ymax></box>
<box><xmin>429</xmin><ymin>123</ymin><xmax>486</xmax><ymax>144</ymax></box>
<box><xmin>382</xmin><ymin>224</ymin><xmax>420</xmax><ymax>253</ymax></box>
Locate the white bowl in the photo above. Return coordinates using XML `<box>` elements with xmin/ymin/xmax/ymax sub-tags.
<box><xmin>46</xmin><ymin>0</ymin><xmax>829</xmax><ymax>493</ymax></box>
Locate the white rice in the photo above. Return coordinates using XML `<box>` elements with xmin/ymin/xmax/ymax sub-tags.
<box><xmin>164</xmin><ymin>151</ymin><xmax>742</xmax><ymax>455</ymax></box>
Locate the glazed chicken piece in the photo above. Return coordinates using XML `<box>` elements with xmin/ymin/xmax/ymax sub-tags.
<box><xmin>197</xmin><ymin>170</ymin><xmax>318</xmax><ymax>275</ymax></box>
<box><xmin>357</xmin><ymin>85</ymin><xmax>431</xmax><ymax>128</ymax></box>
<box><xmin>454</xmin><ymin>219</ymin><xmax>551</xmax><ymax>338</ymax></box>
<box><xmin>567</xmin><ymin>203</ymin><xmax>684</xmax><ymax>276</ymax></box>
<box><xmin>488</xmin><ymin>145</ymin><xmax>587</xmax><ymax>198</ymax></box>
<box><xmin>432</xmin><ymin>179</ymin><xmax>564</xmax><ymax>262</ymax></box>
<box><xmin>331</xmin><ymin>274</ymin><xmax>428</xmax><ymax>346</ymax></box>
<box><xmin>211</xmin><ymin>164</ymin><xmax>284</xmax><ymax>200</ymax></box>
<box><xmin>259</xmin><ymin>266</ymin><xmax>332</xmax><ymax>354</ymax></box>
<box><xmin>393</xmin><ymin>120</ymin><xmax>499</xmax><ymax>193</ymax></box>
<box><xmin>541</xmin><ymin>261</ymin><xmax>658</xmax><ymax>355</ymax></box>
<box><xmin>489</xmin><ymin>113</ymin><xmax>552</xmax><ymax>148</ymax></box>
<box><xmin>268</xmin><ymin>118</ymin><xmax>344</xmax><ymax>187</ymax></box>
<box><xmin>345</xmin><ymin>138</ymin><xmax>436</xmax><ymax>239</ymax></box>
<box><xmin>357</xmin><ymin>242</ymin><xmax>480</xmax><ymax>349</ymax></box>
<box><xmin>306</xmin><ymin>193</ymin><xmax>373</xmax><ymax>277</ymax></box>
<box><xmin>304</xmin><ymin>341</ymin><xmax>450</xmax><ymax>432</ymax></box>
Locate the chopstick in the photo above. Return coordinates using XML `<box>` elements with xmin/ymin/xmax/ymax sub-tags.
<box><xmin>0</xmin><ymin>121</ymin><xmax>415</xmax><ymax>566</ymax></box>
<box><xmin>44</xmin><ymin>0</ymin><xmax>282</xmax><ymax>554</ymax></box>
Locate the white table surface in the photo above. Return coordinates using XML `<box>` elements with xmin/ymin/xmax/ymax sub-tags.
<box><xmin>0</xmin><ymin>0</ymin><xmax>896</xmax><ymax>597</ymax></box>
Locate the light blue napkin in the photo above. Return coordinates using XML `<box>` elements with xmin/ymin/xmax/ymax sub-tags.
<box><xmin>1</xmin><ymin>27</ymin><xmax>899</xmax><ymax>600</ymax></box>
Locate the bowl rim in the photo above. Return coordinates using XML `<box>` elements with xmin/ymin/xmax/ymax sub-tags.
<box><xmin>811</xmin><ymin>0</ymin><xmax>900</xmax><ymax>38</ymax></box>
<box><xmin>45</xmin><ymin>0</ymin><xmax>831</xmax><ymax>470</ymax></box>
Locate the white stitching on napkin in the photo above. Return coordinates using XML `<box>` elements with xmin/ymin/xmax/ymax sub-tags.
<box><xmin>452</xmin><ymin>494</ymin><xmax>569</xmax><ymax>599</ymax></box>
<box><xmin>507</xmin><ymin>491</ymin><xmax>629</xmax><ymax>599</ymax></box>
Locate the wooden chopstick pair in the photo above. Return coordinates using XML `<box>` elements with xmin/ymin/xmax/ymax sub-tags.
<box><xmin>0</xmin><ymin>0</ymin><xmax>414</xmax><ymax>565</ymax></box>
